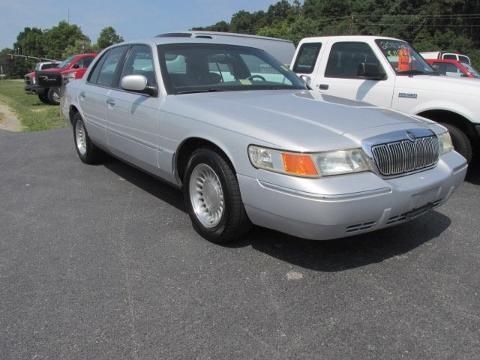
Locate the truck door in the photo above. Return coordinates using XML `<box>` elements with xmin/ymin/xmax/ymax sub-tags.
<box><xmin>312</xmin><ymin>41</ymin><xmax>395</xmax><ymax>108</ymax></box>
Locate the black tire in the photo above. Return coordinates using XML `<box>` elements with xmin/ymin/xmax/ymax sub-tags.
<box><xmin>72</xmin><ymin>112</ymin><xmax>102</xmax><ymax>164</ymax></box>
<box><xmin>47</xmin><ymin>87</ymin><xmax>61</xmax><ymax>105</ymax></box>
<box><xmin>38</xmin><ymin>92</ymin><xmax>50</xmax><ymax>104</ymax></box>
<box><xmin>440</xmin><ymin>123</ymin><xmax>473</xmax><ymax>163</ymax></box>
<box><xmin>183</xmin><ymin>148</ymin><xmax>251</xmax><ymax>244</ymax></box>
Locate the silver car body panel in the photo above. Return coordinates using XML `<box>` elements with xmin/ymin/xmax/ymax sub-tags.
<box><xmin>62</xmin><ymin>38</ymin><xmax>467</xmax><ymax>240</ymax></box>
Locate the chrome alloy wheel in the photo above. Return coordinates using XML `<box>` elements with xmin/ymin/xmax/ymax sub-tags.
<box><xmin>75</xmin><ymin>119</ymin><xmax>87</xmax><ymax>156</ymax></box>
<box><xmin>189</xmin><ymin>163</ymin><xmax>225</xmax><ymax>228</ymax></box>
<box><xmin>52</xmin><ymin>89</ymin><xmax>61</xmax><ymax>103</ymax></box>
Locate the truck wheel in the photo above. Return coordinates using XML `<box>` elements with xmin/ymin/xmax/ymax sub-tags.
<box><xmin>47</xmin><ymin>87</ymin><xmax>61</xmax><ymax>105</ymax></box>
<box><xmin>72</xmin><ymin>113</ymin><xmax>101</xmax><ymax>164</ymax></box>
<box><xmin>183</xmin><ymin>148</ymin><xmax>251</xmax><ymax>244</ymax></box>
<box><xmin>440</xmin><ymin>123</ymin><xmax>472</xmax><ymax>163</ymax></box>
<box><xmin>38</xmin><ymin>92</ymin><xmax>50</xmax><ymax>104</ymax></box>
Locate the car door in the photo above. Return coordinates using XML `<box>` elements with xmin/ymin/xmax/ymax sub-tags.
<box><xmin>314</xmin><ymin>41</ymin><xmax>395</xmax><ymax>108</ymax></box>
<box><xmin>105</xmin><ymin>44</ymin><xmax>163</xmax><ymax>176</ymax></box>
<box><xmin>79</xmin><ymin>46</ymin><xmax>128</xmax><ymax>146</ymax></box>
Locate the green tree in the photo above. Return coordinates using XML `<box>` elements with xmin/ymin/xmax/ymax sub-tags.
<box><xmin>43</xmin><ymin>21</ymin><xmax>89</xmax><ymax>59</ymax></box>
<box><xmin>62</xmin><ymin>39</ymin><xmax>97</xmax><ymax>58</ymax></box>
<box><xmin>96</xmin><ymin>26</ymin><xmax>124</xmax><ymax>50</ymax></box>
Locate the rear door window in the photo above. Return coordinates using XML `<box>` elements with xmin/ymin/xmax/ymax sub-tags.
<box><xmin>292</xmin><ymin>43</ymin><xmax>322</xmax><ymax>74</ymax></box>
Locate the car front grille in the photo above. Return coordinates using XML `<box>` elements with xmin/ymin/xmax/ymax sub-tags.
<box><xmin>371</xmin><ymin>135</ymin><xmax>439</xmax><ymax>177</ymax></box>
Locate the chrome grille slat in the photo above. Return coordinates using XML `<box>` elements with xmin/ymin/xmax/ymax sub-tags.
<box><xmin>372</xmin><ymin>135</ymin><xmax>439</xmax><ymax>177</ymax></box>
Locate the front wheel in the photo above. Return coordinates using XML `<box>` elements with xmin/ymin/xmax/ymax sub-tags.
<box><xmin>47</xmin><ymin>87</ymin><xmax>61</xmax><ymax>105</ymax></box>
<box><xmin>440</xmin><ymin>123</ymin><xmax>473</xmax><ymax>163</ymax></box>
<box><xmin>183</xmin><ymin>148</ymin><xmax>251</xmax><ymax>243</ymax></box>
<box><xmin>72</xmin><ymin>113</ymin><xmax>102</xmax><ymax>164</ymax></box>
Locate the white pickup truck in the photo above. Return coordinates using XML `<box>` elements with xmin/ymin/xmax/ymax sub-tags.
<box><xmin>291</xmin><ymin>36</ymin><xmax>480</xmax><ymax>162</ymax></box>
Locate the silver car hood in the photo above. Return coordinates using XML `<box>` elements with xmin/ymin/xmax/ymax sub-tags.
<box><xmin>164</xmin><ymin>90</ymin><xmax>433</xmax><ymax>151</ymax></box>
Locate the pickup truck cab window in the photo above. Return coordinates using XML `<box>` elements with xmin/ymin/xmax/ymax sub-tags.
<box><xmin>293</xmin><ymin>43</ymin><xmax>322</xmax><ymax>74</ymax></box>
<box><xmin>121</xmin><ymin>45</ymin><xmax>157</xmax><ymax>87</ymax></box>
<box><xmin>158</xmin><ymin>43</ymin><xmax>306</xmax><ymax>94</ymax></box>
<box><xmin>325</xmin><ymin>42</ymin><xmax>385</xmax><ymax>79</ymax></box>
<box><xmin>375</xmin><ymin>39</ymin><xmax>435</xmax><ymax>75</ymax></box>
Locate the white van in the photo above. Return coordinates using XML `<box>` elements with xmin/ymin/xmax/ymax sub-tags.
<box><xmin>156</xmin><ymin>31</ymin><xmax>295</xmax><ymax>65</ymax></box>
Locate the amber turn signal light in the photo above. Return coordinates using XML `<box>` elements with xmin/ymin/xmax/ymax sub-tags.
<box><xmin>281</xmin><ymin>153</ymin><xmax>318</xmax><ymax>176</ymax></box>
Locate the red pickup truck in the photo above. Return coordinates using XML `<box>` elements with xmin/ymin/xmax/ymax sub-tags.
<box><xmin>33</xmin><ymin>53</ymin><xmax>96</xmax><ymax>105</ymax></box>
<box><xmin>426</xmin><ymin>59</ymin><xmax>480</xmax><ymax>79</ymax></box>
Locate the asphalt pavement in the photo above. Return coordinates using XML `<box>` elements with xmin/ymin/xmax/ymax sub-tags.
<box><xmin>1</xmin><ymin>128</ymin><xmax>479</xmax><ymax>360</ymax></box>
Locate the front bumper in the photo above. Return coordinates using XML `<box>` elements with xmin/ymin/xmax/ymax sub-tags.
<box><xmin>238</xmin><ymin>151</ymin><xmax>467</xmax><ymax>240</ymax></box>
<box><xmin>24</xmin><ymin>84</ymin><xmax>46</xmax><ymax>95</ymax></box>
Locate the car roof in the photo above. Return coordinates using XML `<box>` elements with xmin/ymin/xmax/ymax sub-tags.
<box><xmin>116</xmin><ymin>34</ymin><xmax>291</xmax><ymax>47</ymax></box>
<box><xmin>155</xmin><ymin>31</ymin><xmax>293</xmax><ymax>44</ymax></box>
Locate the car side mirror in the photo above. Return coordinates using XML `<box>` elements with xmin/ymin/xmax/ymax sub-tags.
<box><xmin>299</xmin><ymin>74</ymin><xmax>311</xmax><ymax>87</ymax></box>
<box><xmin>357</xmin><ymin>63</ymin><xmax>386</xmax><ymax>80</ymax></box>
<box><xmin>121</xmin><ymin>75</ymin><xmax>158</xmax><ymax>96</ymax></box>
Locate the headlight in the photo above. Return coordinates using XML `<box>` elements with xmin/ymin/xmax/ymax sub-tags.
<box><xmin>438</xmin><ymin>131</ymin><xmax>454</xmax><ymax>155</ymax></box>
<box><xmin>248</xmin><ymin>145</ymin><xmax>372</xmax><ymax>177</ymax></box>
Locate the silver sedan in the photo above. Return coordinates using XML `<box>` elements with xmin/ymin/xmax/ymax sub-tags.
<box><xmin>62</xmin><ymin>37</ymin><xmax>467</xmax><ymax>243</ymax></box>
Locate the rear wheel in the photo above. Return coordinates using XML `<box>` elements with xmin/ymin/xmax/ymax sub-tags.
<box><xmin>72</xmin><ymin>113</ymin><xmax>101</xmax><ymax>164</ymax></box>
<box><xmin>440</xmin><ymin>123</ymin><xmax>473</xmax><ymax>163</ymax></box>
<box><xmin>47</xmin><ymin>87</ymin><xmax>61</xmax><ymax>105</ymax></box>
<box><xmin>183</xmin><ymin>148</ymin><xmax>251</xmax><ymax>243</ymax></box>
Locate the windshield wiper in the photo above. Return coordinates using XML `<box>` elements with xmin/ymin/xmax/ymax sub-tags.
<box><xmin>176</xmin><ymin>88</ymin><xmax>224</xmax><ymax>95</ymax></box>
<box><xmin>397</xmin><ymin>69</ymin><xmax>430</xmax><ymax>76</ymax></box>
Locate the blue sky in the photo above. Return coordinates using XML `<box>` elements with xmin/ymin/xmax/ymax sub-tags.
<box><xmin>0</xmin><ymin>0</ymin><xmax>280</xmax><ymax>49</ymax></box>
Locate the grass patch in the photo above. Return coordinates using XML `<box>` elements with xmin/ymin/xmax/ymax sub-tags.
<box><xmin>0</xmin><ymin>79</ymin><xmax>65</xmax><ymax>131</ymax></box>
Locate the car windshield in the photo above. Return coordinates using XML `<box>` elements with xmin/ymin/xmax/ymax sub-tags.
<box><xmin>58</xmin><ymin>55</ymin><xmax>74</xmax><ymax>69</ymax></box>
<box><xmin>375</xmin><ymin>39</ymin><xmax>436</xmax><ymax>75</ymax></box>
<box><xmin>463</xmin><ymin>63</ymin><xmax>480</xmax><ymax>78</ymax></box>
<box><xmin>158</xmin><ymin>43</ymin><xmax>307</xmax><ymax>94</ymax></box>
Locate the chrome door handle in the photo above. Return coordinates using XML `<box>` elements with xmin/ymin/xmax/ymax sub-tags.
<box><xmin>106</xmin><ymin>98</ymin><xmax>115</xmax><ymax>106</ymax></box>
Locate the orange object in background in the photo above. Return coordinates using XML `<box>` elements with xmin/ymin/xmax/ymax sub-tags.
<box><xmin>398</xmin><ymin>47</ymin><xmax>411</xmax><ymax>71</ymax></box>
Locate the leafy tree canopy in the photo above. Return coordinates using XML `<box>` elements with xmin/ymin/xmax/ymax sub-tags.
<box><xmin>96</xmin><ymin>26</ymin><xmax>124</xmax><ymax>50</ymax></box>
<box><xmin>194</xmin><ymin>0</ymin><xmax>480</xmax><ymax>67</ymax></box>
